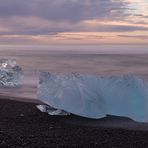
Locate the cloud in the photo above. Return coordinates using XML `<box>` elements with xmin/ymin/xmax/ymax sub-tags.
<box><xmin>0</xmin><ymin>0</ymin><xmax>134</xmax><ymax>35</ymax></box>
<box><xmin>125</xmin><ymin>0</ymin><xmax>148</xmax><ymax>23</ymax></box>
<box><xmin>0</xmin><ymin>16</ymin><xmax>148</xmax><ymax>36</ymax></box>
<box><xmin>0</xmin><ymin>0</ymin><xmax>128</xmax><ymax>21</ymax></box>
<box><xmin>1</xmin><ymin>0</ymin><xmax>147</xmax><ymax>35</ymax></box>
<box><xmin>101</xmin><ymin>25</ymin><xmax>148</xmax><ymax>32</ymax></box>
<box><xmin>118</xmin><ymin>35</ymin><xmax>148</xmax><ymax>39</ymax></box>
<box><xmin>0</xmin><ymin>0</ymin><xmax>148</xmax><ymax>45</ymax></box>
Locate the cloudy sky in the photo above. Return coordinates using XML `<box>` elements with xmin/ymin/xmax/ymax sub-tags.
<box><xmin>0</xmin><ymin>0</ymin><xmax>148</xmax><ymax>45</ymax></box>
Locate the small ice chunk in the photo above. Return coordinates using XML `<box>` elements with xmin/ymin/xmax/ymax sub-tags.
<box><xmin>0</xmin><ymin>58</ymin><xmax>23</xmax><ymax>87</ymax></box>
<box><xmin>36</xmin><ymin>105</ymin><xmax>70</xmax><ymax>116</ymax></box>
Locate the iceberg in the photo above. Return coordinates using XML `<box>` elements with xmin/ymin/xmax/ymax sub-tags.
<box><xmin>37</xmin><ymin>72</ymin><xmax>106</xmax><ymax>119</ymax></box>
<box><xmin>37</xmin><ymin>72</ymin><xmax>148</xmax><ymax>122</ymax></box>
<box><xmin>0</xmin><ymin>59</ymin><xmax>23</xmax><ymax>87</ymax></box>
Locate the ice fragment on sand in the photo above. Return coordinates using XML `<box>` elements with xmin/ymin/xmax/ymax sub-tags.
<box><xmin>0</xmin><ymin>59</ymin><xmax>23</xmax><ymax>87</ymax></box>
<box><xmin>36</xmin><ymin>105</ymin><xmax>70</xmax><ymax>116</ymax></box>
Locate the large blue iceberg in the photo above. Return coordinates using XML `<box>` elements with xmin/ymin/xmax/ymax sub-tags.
<box><xmin>37</xmin><ymin>72</ymin><xmax>148</xmax><ymax>122</ymax></box>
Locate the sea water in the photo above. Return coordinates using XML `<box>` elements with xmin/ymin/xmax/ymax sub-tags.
<box><xmin>0</xmin><ymin>44</ymin><xmax>148</xmax><ymax>100</ymax></box>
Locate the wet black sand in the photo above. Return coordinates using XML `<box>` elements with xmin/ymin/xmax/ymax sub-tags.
<box><xmin>1</xmin><ymin>98</ymin><xmax>148</xmax><ymax>147</ymax></box>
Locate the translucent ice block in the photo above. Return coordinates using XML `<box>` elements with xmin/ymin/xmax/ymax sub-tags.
<box><xmin>37</xmin><ymin>72</ymin><xmax>148</xmax><ymax>122</ymax></box>
<box><xmin>0</xmin><ymin>59</ymin><xmax>23</xmax><ymax>87</ymax></box>
<box><xmin>37</xmin><ymin>72</ymin><xmax>106</xmax><ymax>119</ymax></box>
<box><xmin>36</xmin><ymin>105</ymin><xmax>70</xmax><ymax>116</ymax></box>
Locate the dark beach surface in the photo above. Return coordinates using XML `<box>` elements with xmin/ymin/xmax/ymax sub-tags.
<box><xmin>1</xmin><ymin>98</ymin><xmax>148</xmax><ymax>148</ymax></box>
<box><xmin>1</xmin><ymin>46</ymin><xmax>148</xmax><ymax>147</ymax></box>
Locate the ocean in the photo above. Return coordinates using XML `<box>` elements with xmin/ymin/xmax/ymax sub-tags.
<box><xmin>0</xmin><ymin>44</ymin><xmax>148</xmax><ymax>101</ymax></box>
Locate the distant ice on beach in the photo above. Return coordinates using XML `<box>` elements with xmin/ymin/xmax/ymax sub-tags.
<box><xmin>37</xmin><ymin>72</ymin><xmax>148</xmax><ymax>122</ymax></box>
<box><xmin>0</xmin><ymin>59</ymin><xmax>23</xmax><ymax>87</ymax></box>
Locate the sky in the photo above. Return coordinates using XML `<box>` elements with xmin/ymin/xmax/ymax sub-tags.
<box><xmin>0</xmin><ymin>0</ymin><xmax>148</xmax><ymax>45</ymax></box>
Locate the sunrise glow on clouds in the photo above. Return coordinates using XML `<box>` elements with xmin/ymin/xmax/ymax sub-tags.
<box><xmin>0</xmin><ymin>0</ymin><xmax>148</xmax><ymax>45</ymax></box>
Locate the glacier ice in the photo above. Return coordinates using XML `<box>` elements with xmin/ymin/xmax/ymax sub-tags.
<box><xmin>37</xmin><ymin>72</ymin><xmax>148</xmax><ymax>122</ymax></box>
<box><xmin>0</xmin><ymin>59</ymin><xmax>23</xmax><ymax>87</ymax></box>
<box><xmin>37</xmin><ymin>72</ymin><xmax>106</xmax><ymax>119</ymax></box>
<box><xmin>36</xmin><ymin>105</ymin><xmax>70</xmax><ymax>116</ymax></box>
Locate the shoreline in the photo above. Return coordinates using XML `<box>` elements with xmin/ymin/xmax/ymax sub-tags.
<box><xmin>0</xmin><ymin>94</ymin><xmax>41</xmax><ymax>104</ymax></box>
<box><xmin>1</xmin><ymin>95</ymin><xmax>148</xmax><ymax>131</ymax></box>
<box><xmin>0</xmin><ymin>97</ymin><xmax>148</xmax><ymax>147</ymax></box>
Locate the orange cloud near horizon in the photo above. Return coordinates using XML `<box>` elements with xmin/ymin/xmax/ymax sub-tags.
<box><xmin>0</xmin><ymin>31</ymin><xmax>148</xmax><ymax>45</ymax></box>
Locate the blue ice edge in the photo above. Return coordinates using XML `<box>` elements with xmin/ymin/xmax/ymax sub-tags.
<box><xmin>37</xmin><ymin>72</ymin><xmax>148</xmax><ymax>123</ymax></box>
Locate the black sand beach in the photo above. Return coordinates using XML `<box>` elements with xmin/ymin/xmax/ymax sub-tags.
<box><xmin>0</xmin><ymin>98</ymin><xmax>148</xmax><ymax>147</ymax></box>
